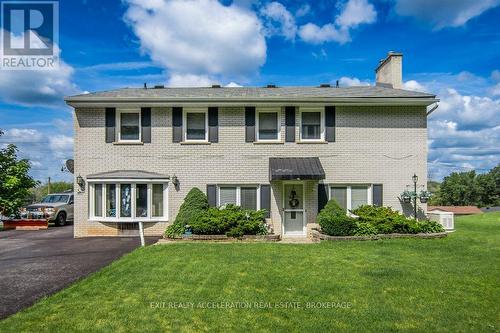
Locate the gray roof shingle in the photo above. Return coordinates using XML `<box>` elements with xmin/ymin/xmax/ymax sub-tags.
<box><xmin>269</xmin><ymin>157</ymin><xmax>326</xmax><ymax>181</ymax></box>
<box><xmin>66</xmin><ymin>85</ymin><xmax>436</xmax><ymax>102</ymax></box>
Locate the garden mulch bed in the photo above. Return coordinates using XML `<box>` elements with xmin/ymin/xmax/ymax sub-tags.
<box><xmin>311</xmin><ymin>229</ymin><xmax>448</xmax><ymax>241</ymax></box>
<box><xmin>158</xmin><ymin>234</ymin><xmax>280</xmax><ymax>244</ymax></box>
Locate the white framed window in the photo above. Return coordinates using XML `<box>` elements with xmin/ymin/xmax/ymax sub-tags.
<box><xmin>89</xmin><ymin>182</ymin><xmax>168</xmax><ymax>222</ymax></box>
<box><xmin>329</xmin><ymin>184</ymin><xmax>372</xmax><ymax>212</ymax></box>
<box><xmin>117</xmin><ymin>109</ymin><xmax>141</xmax><ymax>142</ymax></box>
<box><xmin>299</xmin><ymin>107</ymin><xmax>324</xmax><ymax>141</ymax></box>
<box><xmin>184</xmin><ymin>108</ymin><xmax>208</xmax><ymax>142</ymax></box>
<box><xmin>256</xmin><ymin>109</ymin><xmax>280</xmax><ymax>141</ymax></box>
<box><xmin>217</xmin><ymin>185</ymin><xmax>260</xmax><ymax>210</ymax></box>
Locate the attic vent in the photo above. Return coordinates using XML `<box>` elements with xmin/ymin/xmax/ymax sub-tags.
<box><xmin>154</xmin><ymin>85</ymin><xmax>165</xmax><ymax>89</ymax></box>
<box><xmin>211</xmin><ymin>84</ymin><xmax>221</xmax><ymax>88</ymax></box>
<box><xmin>319</xmin><ymin>83</ymin><xmax>331</xmax><ymax>88</ymax></box>
<box><xmin>266</xmin><ymin>84</ymin><xmax>277</xmax><ymax>88</ymax></box>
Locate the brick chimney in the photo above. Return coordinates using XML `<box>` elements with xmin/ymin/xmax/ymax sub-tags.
<box><xmin>375</xmin><ymin>52</ymin><xmax>403</xmax><ymax>89</ymax></box>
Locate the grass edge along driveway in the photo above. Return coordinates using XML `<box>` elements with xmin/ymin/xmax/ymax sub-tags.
<box><xmin>0</xmin><ymin>213</ymin><xmax>499</xmax><ymax>332</ymax></box>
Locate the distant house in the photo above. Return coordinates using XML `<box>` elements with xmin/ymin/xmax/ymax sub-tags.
<box><xmin>427</xmin><ymin>206</ymin><xmax>482</xmax><ymax>215</ymax></box>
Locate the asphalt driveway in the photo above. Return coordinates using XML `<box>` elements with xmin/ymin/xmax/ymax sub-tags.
<box><xmin>0</xmin><ymin>225</ymin><xmax>159</xmax><ymax>320</ymax></box>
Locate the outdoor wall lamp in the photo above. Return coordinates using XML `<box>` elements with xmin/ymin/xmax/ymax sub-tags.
<box><xmin>76</xmin><ymin>174</ymin><xmax>85</xmax><ymax>192</ymax></box>
<box><xmin>171</xmin><ymin>175</ymin><xmax>179</xmax><ymax>189</ymax></box>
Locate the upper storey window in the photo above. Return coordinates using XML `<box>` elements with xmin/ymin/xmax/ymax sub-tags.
<box><xmin>184</xmin><ymin>109</ymin><xmax>208</xmax><ymax>142</ymax></box>
<box><xmin>117</xmin><ymin>109</ymin><xmax>141</xmax><ymax>142</ymax></box>
<box><xmin>257</xmin><ymin>109</ymin><xmax>280</xmax><ymax>141</ymax></box>
<box><xmin>300</xmin><ymin>108</ymin><xmax>324</xmax><ymax>141</ymax></box>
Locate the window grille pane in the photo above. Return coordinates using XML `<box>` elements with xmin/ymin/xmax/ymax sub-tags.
<box><xmin>152</xmin><ymin>184</ymin><xmax>164</xmax><ymax>217</ymax></box>
<box><xmin>330</xmin><ymin>187</ymin><xmax>347</xmax><ymax>211</ymax></box>
<box><xmin>120</xmin><ymin>113</ymin><xmax>140</xmax><ymax>140</ymax></box>
<box><xmin>186</xmin><ymin>112</ymin><xmax>206</xmax><ymax>140</ymax></box>
<box><xmin>106</xmin><ymin>184</ymin><xmax>116</xmax><ymax>217</ymax></box>
<box><xmin>240</xmin><ymin>187</ymin><xmax>257</xmax><ymax>210</ymax></box>
<box><xmin>94</xmin><ymin>184</ymin><xmax>103</xmax><ymax>217</ymax></box>
<box><xmin>351</xmin><ymin>186</ymin><xmax>368</xmax><ymax>210</ymax></box>
<box><xmin>136</xmin><ymin>184</ymin><xmax>148</xmax><ymax>218</ymax></box>
<box><xmin>219</xmin><ymin>187</ymin><xmax>237</xmax><ymax>206</ymax></box>
<box><xmin>259</xmin><ymin>112</ymin><xmax>278</xmax><ymax>140</ymax></box>
<box><xmin>120</xmin><ymin>184</ymin><xmax>132</xmax><ymax>217</ymax></box>
<box><xmin>301</xmin><ymin>112</ymin><xmax>321</xmax><ymax>139</ymax></box>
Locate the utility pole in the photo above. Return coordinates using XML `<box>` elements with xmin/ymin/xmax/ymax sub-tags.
<box><xmin>47</xmin><ymin>177</ymin><xmax>51</xmax><ymax>195</ymax></box>
<box><xmin>412</xmin><ymin>174</ymin><xmax>418</xmax><ymax>219</ymax></box>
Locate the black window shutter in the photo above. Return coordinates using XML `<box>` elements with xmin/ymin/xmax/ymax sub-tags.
<box><xmin>245</xmin><ymin>107</ymin><xmax>255</xmax><ymax>142</ymax></box>
<box><xmin>141</xmin><ymin>107</ymin><xmax>151</xmax><ymax>143</ymax></box>
<box><xmin>105</xmin><ymin>107</ymin><xmax>116</xmax><ymax>143</ymax></box>
<box><xmin>325</xmin><ymin>106</ymin><xmax>336</xmax><ymax>142</ymax></box>
<box><xmin>207</xmin><ymin>184</ymin><xmax>217</xmax><ymax>207</ymax></box>
<box><xmin>172</xmin><ymin>107</ymin><xmax>183</xmax><ymax>143</ymax></box>
<box><xmin>285</xmin><ymin>106</ymin><xmax>296</xmax><ymax>142</ymax></box>
<box><xmin>260</xmin><ymin>184</ymin><xmax>271</xmax><ymax>218</ymax></box>
<box><xmin>208</xmin><ymin>107</ymin><xmax>218</xmax><ymax>143</ymax></box>
<box><xmin>318</xmin><ymin>184</ymin><xmax>328</xmax><ymax>213</ymax></box>
<box><xmin>372</xmin><ymin>184</ymin><xmax>383</xmax><ymax>207</ymax></box>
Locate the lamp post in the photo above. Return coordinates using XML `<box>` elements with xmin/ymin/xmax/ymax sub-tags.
<box><xmin>412</xmin><ymin>173</ymin><xmax>418</xmax><ymax>219</ymax></box>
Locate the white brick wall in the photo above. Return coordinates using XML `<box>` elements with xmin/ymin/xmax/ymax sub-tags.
<box><xmin>73</xmin><ymin>105</ymin><xmax>427</xmax><ymax>237</ymax></box>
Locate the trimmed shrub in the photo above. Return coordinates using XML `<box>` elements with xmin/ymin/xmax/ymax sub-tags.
<box><xmin>414</xmin><ymin>220</ymin><xmax>445</xmax><ymax>233</ymax></box>
<box><xmin>355</xmin><ymin>222</ymin><xmax>378</xmax><ymax>236</ymax></box>
<box><xmin>174</xmin><ymin>187</ymin><xmax>208</xmax><ymax>226</ymax></box>
<box><xmin>164</xmin><ymin>223</ymin><xmax>185</xmax><ymax>238</ymax></box>
<box><xmin>317</xmin><ymin>199</ymin><xmax>357</xmax><ymax>236</ymax></box>
<box><xmin>165</xmin><ymin>187</ymin><xmax>208</xmax><ymax>238</ymax></box>
<box><xmin>190</xmin><ymin>205</ymin><xmax>268</xmax><ymax>237</ymax></box>
<box><xmin>352</xmin><ymin>205</ymin><xmax>444</xmax><ymax>235</ymax></box>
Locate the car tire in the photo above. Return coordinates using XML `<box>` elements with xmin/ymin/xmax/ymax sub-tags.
<box><xmin>55</xmin><ymin>212</ymin><xmax>66</xmax><ymax>227</ymax></box>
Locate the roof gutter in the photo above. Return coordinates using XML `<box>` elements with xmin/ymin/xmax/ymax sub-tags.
<box><xmin>426</xmin><ymin>102</ymin><xmax>439</xmax><ymax>116</ymax></box>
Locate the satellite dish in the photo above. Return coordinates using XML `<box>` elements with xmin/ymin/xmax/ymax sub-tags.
<box><xmin>65</xmin><ymin>159</ymin><xmax>74</xmax><ymax>174</ymax></box>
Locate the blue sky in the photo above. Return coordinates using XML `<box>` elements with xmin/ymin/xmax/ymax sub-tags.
<box><xmin>0</xmin><ymin>0</ymin><xmax>499</xmax><ymax>182</ymax></box>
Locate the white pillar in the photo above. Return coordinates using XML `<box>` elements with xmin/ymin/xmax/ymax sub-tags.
<box><xmin>138</xmin><ymin>221</ymin><xmax>145</xmax><ymax>247</ymax></box>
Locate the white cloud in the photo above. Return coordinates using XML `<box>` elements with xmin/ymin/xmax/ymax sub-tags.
<box><xmin>335</xmin><ymin>0</ymin><xmax>377</xmax><ymax>28</ymax></box>
<box><xmin>393</xmin><ymin>0</ymin><xmax>500</xmax><ymax>29</ymax></box>
<box><xmin>490</xmin><ymin>83</ymin><xmax>500</xmax><ymax>96</ymax></box>
<box><xmin>124</xmin><ymin>0</ymin><xmax>266</xmax><ymax>79</ymax></box>
<box><xmin>0</xmin><ymin>33</ymin><xmax>79</xmax><ymax>107</ymax></box>
<box><xmin>492</xmin><ymin>70</ymin><xmax>500</xmax><ymax>82</ymax></box>
<box><xmin>1</xmin><ymin>128</ymin><xmax>43</xmax><ymax>143</ymax></box>
<box><xmin>225</xmin><ymin>82</ymin><xmax>243</xmax><ymax>87</ymax></box>
<box><xmin>260</xmin><ymin>2</ymin><xmax>297</xmax><ymax>40</ymax></box>
<box><xmin>403</xmin><ymin>80</ymin><xmax>427</xmax><ymax>92</ymax></box>
<box><xmin>408</xmin><ymin>75</ymin><xmax>500</xmax><ymax>179</ymax></box>
<box><xmin>298</xmin><ymin>23</ymin><xmax>350</xmax><ymax>44</ymax></box>
<box><xmin>167</xmin><ymin>73</ymin><xmax>213</xmax><ymax>87</ymax></box>
<box><xmin>295</xmin><ymin>4</ymin><xmax>311</xmax><ymax>17</ymax></box>
<box><xmin>339</xmin><ymin>76</ymin><xmax>371</xmax><ymax>86</ymax></box>
<box><xmin>299</xmin><ymin>0</ymin><xmax>376</xmax><ymax>44</ymax></box>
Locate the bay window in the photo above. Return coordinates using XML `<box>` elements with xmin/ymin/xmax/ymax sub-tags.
<box><xmin>90</xmin><ymin>182</ymin><xmax>168</xmax><ymax>221</ymax></box>
<box><xmin>217</xmin><ymin>185</ymin><xmax>259</xmax><ymax>210</ymax></box>
<box><xmin>257</xmin><ymin>110</ymin><xmax>279</xmax><ymax>141</ymax></box>
<box><xmin>329</xmin><ymin>185</ymin><xmax>371</xmax><ymax>212</ymax></box>
<box><xmin>300</xmin><ymin>108</ymin><xmax>324</xmax><ymax>141</ymax></box>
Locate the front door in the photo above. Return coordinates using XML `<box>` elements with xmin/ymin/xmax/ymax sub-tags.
<box><xmin>283</xmin><ymin>183</ymin><xmax>306</xmax><ymax>236</ymax></box>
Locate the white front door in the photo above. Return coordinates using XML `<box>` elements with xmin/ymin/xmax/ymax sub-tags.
<box><xmin>283</xmin><ymin>183</ymin><xmax>306</xmax><ymax>237</ymax></box>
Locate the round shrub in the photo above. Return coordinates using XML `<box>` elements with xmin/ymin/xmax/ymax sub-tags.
<box><xmin>317</xmin><ymin>199</ymin><xmax>357</xmax><ymax>236</ymax></box>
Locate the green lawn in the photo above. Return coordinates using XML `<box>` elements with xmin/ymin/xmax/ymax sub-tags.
<box><xmin>1</xmin><ymin>213</ymin><xmax>499</xmax><ymax>332</ymax></box>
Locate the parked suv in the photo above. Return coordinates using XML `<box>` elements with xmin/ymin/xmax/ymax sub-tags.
<box><xmin>20</xmin><ymin>191</ymin><xmax>74</xmax><ymax>226</ymax></box>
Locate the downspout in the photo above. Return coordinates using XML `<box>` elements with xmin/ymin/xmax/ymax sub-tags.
<box><xmin>426</xmin><ymin>103</ymin><xmax>439</xmax><ymax>116</ymax></box>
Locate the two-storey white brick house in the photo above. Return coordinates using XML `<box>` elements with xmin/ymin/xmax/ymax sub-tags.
<box><xmin>65</xmin><ymin>52</ymin><xmax>437</xmax><ymax>238</ymax></box>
